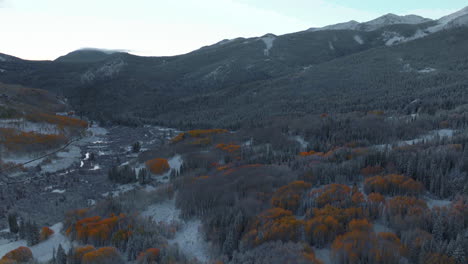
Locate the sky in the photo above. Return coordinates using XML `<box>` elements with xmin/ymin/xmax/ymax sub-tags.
<box><xmin>0</xmin><ymin>0</ymin><xmax>466</xmax><ymax>60</ymax></box>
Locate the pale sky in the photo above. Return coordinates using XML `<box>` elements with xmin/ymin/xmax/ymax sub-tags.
<box><xmin>0</xmin><ymin>0</ymin><xmax>466</xmax><ymax>60</ymax></box>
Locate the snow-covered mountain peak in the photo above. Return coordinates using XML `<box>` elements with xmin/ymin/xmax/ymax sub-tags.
<box><xmin>427</xmin><ymin>6</ymin><xmax>468</xmax><ymax>33</ymax></box>
<box><xmin>310</xmin><ymin>20</ymin><xmax>360</xmax><ymax>32</ymax></box>
<box><xmin>310</xmin><ymin>13</ymin><xmax>431</xmax><ymax>32</ymax></box>
<box><xmin>437</xmin><ymin>6</ymin><xmax>468</xmax><ymax>25</ymax></box>
<box><xmin>362</xmin><ymin>14</ymin><xmax>431</xmax><ymax>31</ymax></box>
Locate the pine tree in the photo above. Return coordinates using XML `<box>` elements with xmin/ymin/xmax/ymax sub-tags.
<box><xmin>18</xmin><ymin>220</ymin><xmax>26</xmax><ymax>239</ymax></box>
<box><xmin>452</xmin><ymin>235</ymin><xmax>466</xmax><ymax>264</ymax></box>
<box><xmin>55</xmin><ymin>244</ymin><xmax>67</xmax><ymax>264</ymax></box>
<box><xmin>8</xmin><ymin>213</ymin><xmax>19</xmax><ymax>234</ymax></box>
<box><xmin>433</xmin><ymin>216</ymin><xmax>444</xmax><ymax>242</ymax></box>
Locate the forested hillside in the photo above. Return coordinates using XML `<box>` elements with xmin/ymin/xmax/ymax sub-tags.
<box><xmin>0</xmin><ymin>6</ymin><xmax>467</xmax><ymax>264</ymax></box>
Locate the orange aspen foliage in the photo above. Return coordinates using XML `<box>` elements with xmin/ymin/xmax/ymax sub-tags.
<box><xmin>360</xmin><ymin>165</ymin><xmax>384</xmax><ymax>176</ymax></box>
<box><xmin>137</xmin><ymin>248</ymin><xmax>160</xmax><ymax>263</ymax></box>
<box><xmin>145</xmin><ymin>158</ymin><xmax>170</xmax><ymax>175</ymax></box>
<box><xmin>423</xmin><ymin>253</ymin><xmax>456</xmax><ymax>264</ymax></box>
<box><xmin>271</xmin><ymin>181</ymin><xmax>312</xmax><ymax>212</ymax></box>
<box><xmin>186</xmin><ymin>129</ymin><xmax>228</xmax><ymax>137</ymax></box>
<box><xmin>73</xmin><ymin>245</ymin><xmax>96</xmax><ymax>262</ymax></box>
<box><xmin>170</xmin><ymin>132</ymin><xmax>186</xmax><ymax>143</ymax></box>
<box><xmin>309</xmin><ymin>184</ymin><xmax>353</xmax><ymax>208</ymax></box>
<box><xmin>348</xmin><ymin>219</ymin><xmax>372</xmax><ymax>232</ymax></box>
<box><xmin>243</xmin><ymin>208</ymin><xmax>304</xmax><ymax>247</ymax></box>
<box><xmin>216</xmin><ymin>143</ymin><xmax>241</xmax><ymax>153</ymax></box>
<box><xmin>366</xmin><ymin>192</ymin><xmax>386</xmax><ymax>218</ymax></box>
<box><xmin>25</xmin><ymin>112</ymin><xmax>88</xmax><ymax>128</ymax></box>
<box><xmin>311</xmin><ymin>205</ymin><xmax>365</xmax><ymax>225</ymax></box>
<box><xmin>191</xmin><ymin>137</ymin><xmax>212</xmax><ymax>146</ymax></box>
<box><xmin>0</xmin><ymin>128</ymin><xmax>67</xmax><ymax>151</ymax></box>
<box><xmin>1</xmin><ymin>247</ymin><xmax>33</xmax><ymax>263</ymax></box>
<box><xmin>82</xmin><ymin>247</ymin><xmax>122</xmax><ymax>264</ymax></box>
<box><xmin>364</xmin><ymin>174</ymin><xmax>424</xmax><ymax>196</ymax></box>
<box><xmin>40</xmin><ymin>226</ymin><xmax>55</xmax><ymax>241</ymax></box>
<box><xmin>171</xmin><ymin>129</ymin><xmax>228</xmax><ymax>143</ymax></box>
<box><xmin>331</xmin><ymin>229</ymin><xmax>406</xmax><ymax>264</ymax></box>
<box><xmin>305</xmin><ymin>215</ymin><xmax>342</xmax><ymax>247</ymax></box>
<box><xmin>69</xmin><ymin>214</ymin><xmax>128</xmax><ymax>244</ymax></box>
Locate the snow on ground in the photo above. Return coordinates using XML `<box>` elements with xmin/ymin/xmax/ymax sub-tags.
<box><xmin>0</xmin><ymin>223</ymin><xmax>71</xmax><ymax>262</ymax></box>
<box><xmin>374</xmin><ymin>129</ymin><xmax>455</xmax><ymax>151</ymax></box>
<box><xmin>428</xmin><ymin>7</ymin><xmax>468</xmax><ymax>33</ymax></box>
<box><xmin>52</xmin><ymin>189</ymin><xmax>66</xmax><ymax>194</ymax></box>
<box><xmin>373</xmin><ymin>222</ymin><xmax>394</xmax><ymax>233</ymax></box>
<box><xmin>261</xmin><ymin>35</ymin><xmax>276</xmax><ymax>56</ymax></box>
<box><xmin>102</xmin><ymin>183</ymin><xmax>138</xmax><ymax>197</ymax></box>
<box><xmin>383</xmin><ymin>32</ymin><xmax>405</xmax><ymax>46</ymax></box>
<box><xmin>243</xmin><ymin>138</ymin><xmax>253</xmax><ymax>146</ymax></box>
<box><xmin>40</xmin><ymin>145</ymin><xmax>82</xmax><ymax>173</ymax></box>
<box><xmin>425</xmin><ymin>197</ymin><xmax>451</xmax><ymax>209</ymax></box>
<box><xmin>354</xmin><ymin>35</ymin><xmax>364</xmax><ymax>44</ymax></box>
<box><xmin>152</xmin><ymin>155</ymin><xmax>184</xmax><ymax>183</ymax></box>
<box><xmin>168</xmin><ymin>155</ymin><xmax>183</xmax><ymax>173</ymax></box>
<box><xmin>90</xmin><ymin>165</ymin><xmax>100</xmax><ymax>171</ymax></box>
<box><xmin>142</xmin><ymin>199</ymin><xmax>211</xmax><ymax>263</ymax></box>
<box><xmin>141</xmin><ymin>199</ymin><xmax>180</xmax><ymax>223</ymax></box>
<box><xmin>170</xmin><ymin>219</ymin><xmax>210</xmax><ymax>263</ymax></box>
<box><xmin>314</xmin><ymin>248</ymin><xmax>332</xmax><ymax>264</ymax></box>
<box><xmin>0</xmin><ymin>120</ymin><xmax>61</xmax><ymax>135</ymax></box>
<box><xmin>2</xmin><ymin>144</ymin><xmax>81</xmax><ymax>174</ymax></box>
<box><xmin>291</xmin><ymin>135</ymin><xmax>309</xmax><ymax>151</ymax></box>
<box><xmin>418</xmin><ymin>67</ymin><xmax>436</xmax><ymax>73</ymax></box>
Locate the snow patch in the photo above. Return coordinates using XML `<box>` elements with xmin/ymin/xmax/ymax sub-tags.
<box><xmin>314</xmin><ymin>248</ymin><xmax>332</xmax><ymax>264</ymax></box>
<box><xmin>170</xmin><ymin>220</ymin><xmax>210</xmax><ymax>263</ymax></box>
<box><xmin>354</xmin><ymin>35</ymin><xmax>364</xmax><ymax>44</ymax></box>
<box><xmin>261</xmin><ymin>34</ymin><xmax>276</xmax><ymax>56</ymax></box>
<box><xmin>428</xmin><ymin>7</ymin><xmax>468</xmax><ymax>33</ymax></box>
<box><xmin>291</xmin><ymin>135</ymin><xmax>309</xmax><ymax>151</ymax></box>
<box><xmin>142</xmin><ymin>199</ymin><xmax>180</xmax><ymax>223</ymax></box>
<box><xmin>373</xmin><ymin>222</ymin><xmax>394</xmax><ymax>233</ymax></box>
<box><xmin>374</xmin><ymin>129</ymin><xmax>455</xmax><ymax>150</ymax></box>
<box><xmin>52</xmin><ymin>189</ymin><xmax>66</xmax><ymax>194</ymax></box>
<box><xmin>418</xmin><ymin>67</ymin><xmax>436</xmax><ymax>73</ymax></box>
<box><xmin>90</xmin><ymin>165</ymin><xmax>100</xmax><ymax>171</ymax></box>
<box><xmin>426</xmin><ymin>197</ymin><xmax>451</xmax><ymax>209</ymax></box>
<box><xmin>382</xmin><ymin>32</ymin><xmax>405</xmax><ymax>46</ymax></box>
<box><xmin>0</xmin><ymin>223</ymin><xmax>71</xmax><ymax>262</ymax></box>
<box><xmin>143</xmin><ymin>199</ymin><xmax>211</xmax><ymax>263</ymax></box>
<box><xmin>328</xmin><ymin>41</ymin><xmax>335</xmax><ymax>51</ymax></box>
<box><xmin>310</xmin><ymin>20</ymin><xmax>359</xmax><ymax>31</ymax></box>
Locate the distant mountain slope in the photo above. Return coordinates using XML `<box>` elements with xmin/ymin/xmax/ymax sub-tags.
<box><xmin>0</xmin><ymin>7</ymin><xmax>467</xmax><ymax>128</ymax></box>
<box><xmin>311</xmin><ymin>14</ymin><xmax>432</xmax><ymax>32</ymax></box>
<box><xmin>55</xmin><ymin>49</ymin><xmax>125</xmax><ymax>63</ymax></box>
